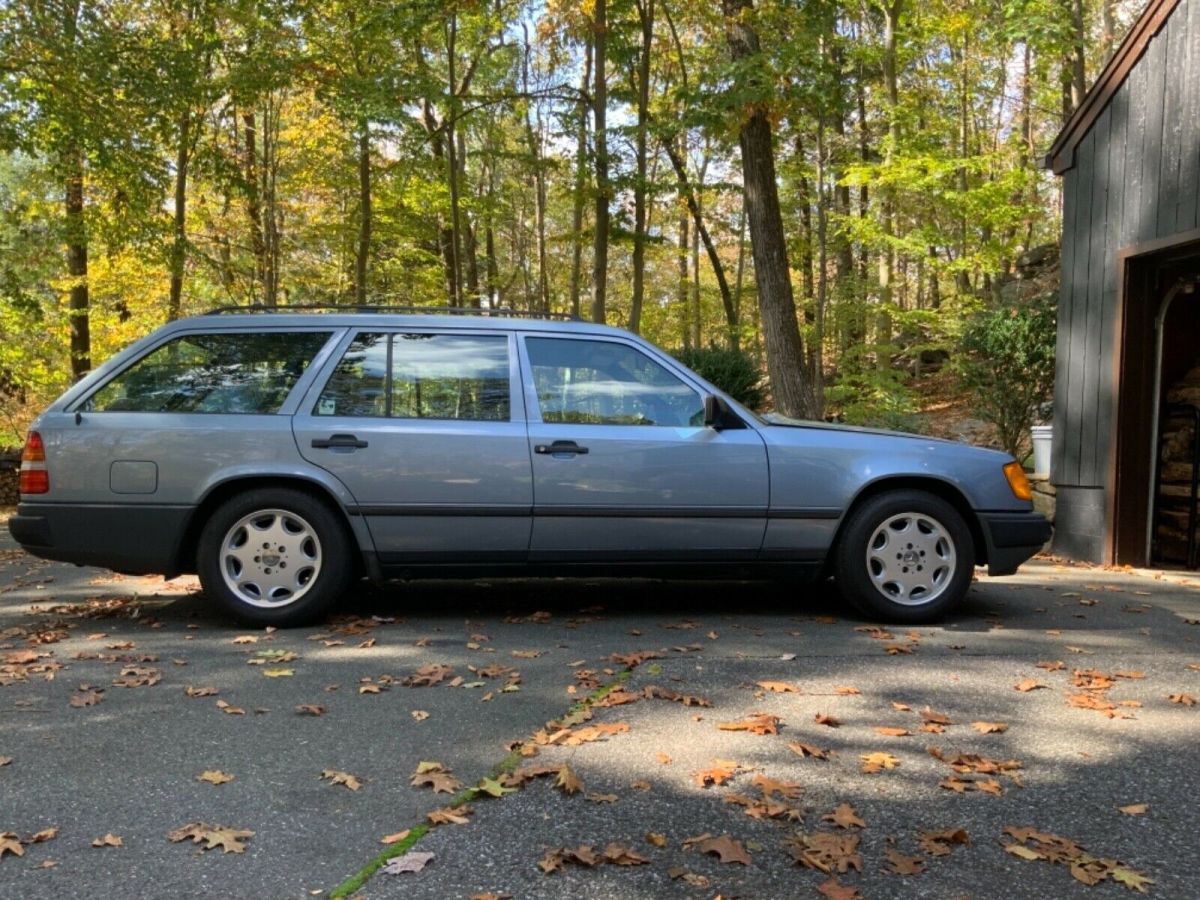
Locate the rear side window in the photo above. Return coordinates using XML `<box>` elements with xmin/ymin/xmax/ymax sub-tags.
<box><xmin>316</xmin><ymin>332</ymin><xmax>510</xmax><ymax>421</ymax></box>
<box><xmin>85</xmin><ymin>332</ymin><xmax>332</xmax><ymax>414</ymax></box>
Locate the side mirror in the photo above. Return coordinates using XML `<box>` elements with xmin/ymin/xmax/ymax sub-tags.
<box><xmin>703</xmin><ymin>394</ymin><xmax>723</xmax><ymax>430</ymax></box>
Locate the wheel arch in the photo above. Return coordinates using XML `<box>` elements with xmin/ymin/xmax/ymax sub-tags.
<box><xmin>826</xmin><ymin>476</ymin><xmax>986</xmax><ymax>574</ymax></box>
<box><xmin>171</xmin><ymin>475</ymin><xmax>368</xmax><ymax>578</ymax></box>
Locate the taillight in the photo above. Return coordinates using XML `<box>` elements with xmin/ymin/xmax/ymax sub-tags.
<box><xmin>19</xmin><ymin>430</ymin><xmax>49</xmax><ymax>494</ymax></box>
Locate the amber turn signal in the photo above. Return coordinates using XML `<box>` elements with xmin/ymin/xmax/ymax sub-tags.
<box><xmin>1003</xmin><ymin>461</ymin><xmax>1033</xmax><ymax>501</ymax></box>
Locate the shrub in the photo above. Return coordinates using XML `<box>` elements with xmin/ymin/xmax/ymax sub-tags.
<box><xmin>956</xmin><ymin>295</ymin><xmax>1056</xmax><ymax>459</ymax></box>
<box><xmin>671</xmin><ymin>346</ymin><xmax>765</xmax><ymax>410</ymax></box>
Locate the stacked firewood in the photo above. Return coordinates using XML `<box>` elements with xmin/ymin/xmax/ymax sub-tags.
<box><xmin>1155</xmin><ymin>365</ymin><xmax>1200</xmax><ymax>564</ymax></box>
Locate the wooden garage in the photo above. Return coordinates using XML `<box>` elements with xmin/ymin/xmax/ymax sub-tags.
<box><xmin>1048</xmin><ymin>0</ymin><xmax>1200</xmax><ymax>567</ymax></box>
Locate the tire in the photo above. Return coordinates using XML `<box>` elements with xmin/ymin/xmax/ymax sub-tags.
<box><xmin>197</xmin><ymin>487</ymin><xmax>353</xmax><ymax>627</ymax></box>
<box><xmin>833</xmin><ymin>489</ymin><xmax>975</xmax><ymax>624</ymax></box>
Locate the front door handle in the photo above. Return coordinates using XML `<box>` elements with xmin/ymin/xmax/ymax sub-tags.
<box><xmin>534</xmin><ymin>440</ymin><xmax>589</xmax><ymax>456</ymax></box>
<box><xmin>311</xmin><ymin>433</ymin><xmax>369</xmax><ymax>450</ymax></box>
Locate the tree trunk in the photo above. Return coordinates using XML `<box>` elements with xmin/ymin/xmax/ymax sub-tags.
<box><xmin>64</xmin><ymin>147</ymin><xmax>90</xmax><ymax>380</ymax></box>
<box><xmin>522</xmin><ymin>27</ymin><xmax>550</xmax><ymax>313</ymax></box>
<box><xmin>355</xmin><ymin>121</ymin><xmax>371</xmax><ymax>306</ymax></box>
<box><xmin>445</xmin><ymin>15</ymin><xmax>464</xmax><ymax>307</ymax></box>
<box><xmin>424</xmin><ymin>99</ymin><xmax>458</xmax><ymax>307</ymax></box>
<box><xmin>722</xmin><ymin>0</ymin><xmax>816</xmax><ymax>418</ymax></box>
<box><xmin>568</xmin><ymin>41</ymin><xmax>592</xmax><ymax>319</ymax></box>
<box><xmin>243</xmin><ymin>111</ymin><xmax>267</xmax><ymax>304</ymax></box>
<box><xmin>877</xmin><ymin>0</ymin><xmax>902</xmax><ymax>373</ymax></box>
<box><xmin>630</xmin><ymin>0</ymin><xmax>654</xmax><ymax>333</ymax></box>
<box><xmin>664</xmin><ymin>142</ymin><xmax>737</xmax><ymax>345</ymax></box>
<box><xmin>168</xmin><ymin>109</ymin><xmax>191</xmax><ymax>321</ymax></box>
<box><xmin>678</xmin><ymin>194</ymin><xmax>690</xmax><ymax>351</ymax></box>
<box><xmin>590</xmin><ymin>0</ymin><xmax>609</xmax><ymax>324</ymax></box>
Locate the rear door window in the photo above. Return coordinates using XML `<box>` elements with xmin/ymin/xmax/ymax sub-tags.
<box><xmin>84</xmin><ymin>331</ymin><xmax>333</xmax><ymax>414</ymax></box>
<box><xmin>316</xmin><ymin>332</ymin><xmax>511</xmax><ymax>421</ymax></box>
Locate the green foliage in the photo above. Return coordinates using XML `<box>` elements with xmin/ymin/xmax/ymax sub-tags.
<box><xmin>825</xmin><ymin>344</ymin><xmax>920</xmax><ymax>433</ymax></box>
<box><xmin>956</xmin><ymin>294</ymin><xmax>1057</xmax><ymax>458</ymax></box>
<box><xmin>672</xmin><ymin>346</ymin><xmax>765</xmax><ymax>410</ymax></box>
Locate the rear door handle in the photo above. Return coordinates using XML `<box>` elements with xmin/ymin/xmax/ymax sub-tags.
<box><xmin>534</xmin><ymin>440</ymin><xmax>589</xmax><ymax>456</ymax></box>
<box><xmin>311</xmin><ymin>433</ymin><xmax>369</xmax><ymax>450</ymax></box>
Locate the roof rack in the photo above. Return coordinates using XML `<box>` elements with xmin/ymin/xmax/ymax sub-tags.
<box><xmin>204</xmin><ymin>303</ymin><xmax>581</xmax><ymax>321</ymax></box>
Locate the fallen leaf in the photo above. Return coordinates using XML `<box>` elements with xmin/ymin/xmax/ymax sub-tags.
<box><xmin>861</xmin><ymin>752</ymin><xmax>900</xmax><ymax>774</ymax></box>
<box><xmin>823</xmin><ymin>803</ymin><xmax>866</xmax><ymax>829</ymax></box>
<box><xmin>0</xmin><ymin>756</ymin><xmax>11</xmax><ymax>767</ymax></box>
<box><xmin>1168</xmin><ymin>693</ymin><xmax>1196</xmax><ymax>706</ymax></box>
<box><xmin>1004</xmin><ymin>843</ymin><xmax>1043</xmax><ymax>861</ymax></box>
<box><xmin>321</xmin><ymin>769</ymin><xmax>363</xmax><ymax>791</ymax></box>
<box><xmin>717</xmin><ymin>713</ymin><xmax>780</xmax><ymax>735</ymax></box>
<box><xmin>555</xmin><ymin>765</ymin><xmax>583</xmax><ymax>794</ymax></box>
<box><xmin>817</xmin><ymin>877</ymin><xmax>863</xmax><ymax>899</ymax></box>
<box><xmin>475</xmin><ymin>777</ymin><xmax>515</xmax><ymax>798</ymax></box>
<box><xmin>646</xmin><ymin>832</ymin><xmax>668</xmax><ymax>848</ymax></box>
<box><xmin>296</xmin><ymin>704</ymin><xmax>326</xmax><ymax>716</ymax></box>
<box><xmin>585</xmin><ymin>793</ymin><xmax>618</xmax><ymax>803</ymax></box>
<box><xmin>656</xmin><ymin>752</ymin><xmax>672</xmax><ymax>765</ymax></box>
<box><xmin>185</xmin><ymin>686</ymin><xmax>218</xmax><ymax>697</ymax></box>
<box><xmin>602</xmin><ymin>842</ymin><xmax>650</xmax><ymax>866</ymax></box>
<box><xmin>380</xmin><ymin>830</ymin><xmax>411</xmax><ymax>844</ymax></box>
<box><xmin>788</xmin><ymin>831</ymin><xmax>862</xmax><ymax>873</ymax></box>
<box><xmin>427</xmin><ymin>805</ymin><xmax>473</xmax><ymax>826</ymax></box>
<box><xmin>29</xmin><ymin>828</ymin><xmax>58</xmax><ymax>843</ymax></box>
<box><xmin>918</xmin><ymin>828</ymin><xmax>969</xmax><ymax>856</ymax></box>
<box><xmin>196</xmin><ymin>770</ymin><xmax>234</xmax><ymax>786</ymax></box>
<box><xmin>70</xmin><ymin>688</ymin><xmax>104</xmax><ymax>708</ymax></box>
<box><xmin>693</xmin><ymin>760</ymin><xmax>740</xmax><ymax>787</ymax></box>
<box><xmin>814</xmin><ymin>712</ymin><xmax>840</xmax><ymax>727</ymax></box>
<box><xmin>884</xmin><ymin>847</ymin><xmax>926</xmax><ymax>875</ymax></box>
<box><xmin>684</xmin><ymin>833</ymin><xmax>752</xmax><ymax>865</ymax></box>
<box><xmin>750</xmin><ymin>774</ymin><xmax>803</xmax><ymax>799</ymax></box>
<box><xmin>261</xmin><ymin>668</ymin><xmax>294</xmax><ymax>678</ymax></box>
<box><xmin>383</xmin><ymin>851</ymin><xmax>435</xmax><ymax>874</ymax></box>
<box><xmin>1014</xmin><ymin>679</ymin><xmax>1047</xmax><ymax>692</ymax></box>
<box><xmin>756</xmin><ymin>680</ymin><xmax>799</xmax><ymax>693</ymax></box>
<box><xmin>833</xmin><ymin>685</ymin><xmax>861</xmax><ymax>695</ymax></box>
<box><xmin>1118</xmin><ymin>804</ymin><xmax>1148</xmax><ymax>816</ymax></box>
<box><xmin>216</xmin><ymin>699</ymin><xmax>245</xmax><ymax>715</ymax></box>
<box><xmin>874</xmin><ymin>726</ymin><xmax>911</xmax><ymax>737</ymax></box>
<box><xmin>788</xmin><ymin>742</ymin><xmax>831</xmax><ymax>760</ymax></box>
<box><xmin>0</xmin><ymin>833</ymin><xmax>22</xmax><ymax>859</ymax></box>
<box><xmin>411</xmin><ymin>761</ymin><xmax>461</xmax><ymax>793</ymax></box>
<box><xmin>512</xmin><ymin>650</ymin><xmax>541</xmax><ymax>659</ymax></box>
<box><xmin>91</xmin><ymin>833</ymin><xmax>123</xmax><ymax>848</ymax></box>
<box><xmin>972</xmin><ymin>721</ymin><xmax>1008</xmax><ymax>734</ymax></box>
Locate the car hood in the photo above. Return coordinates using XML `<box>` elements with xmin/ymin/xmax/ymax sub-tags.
<box><xmin>760</xmin><ymin>413</ymin><xmax>964</xmax><ymax>447</ymax></box>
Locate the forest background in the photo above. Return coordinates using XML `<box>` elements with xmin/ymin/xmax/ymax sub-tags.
<box><xmin>0</xmin><ymin>0</ymin><xmax>1145</xmax><ymax>455</ymax></box>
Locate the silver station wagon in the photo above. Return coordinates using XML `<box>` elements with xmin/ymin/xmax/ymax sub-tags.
<box><xmin>9</xmin><ymin>308</ymin><xmax>1051</xmax><ymax>626</ymax></box>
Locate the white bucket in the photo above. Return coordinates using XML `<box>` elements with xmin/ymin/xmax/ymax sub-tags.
<box><xmin>1030</xmin><ymin>425</ymin><xmax>1053</xmax><ymax>478</ymax></box>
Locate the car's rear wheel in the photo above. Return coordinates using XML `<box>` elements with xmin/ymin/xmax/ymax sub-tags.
<box><xmin>197</xmin><ymin>488</ymin><xmax>352</xmax><ymax>627</ymax></box>
<box><xmin>833</xmin><ymin>489</ymin><xmax>975</xmax><ymax>623</ymax></box>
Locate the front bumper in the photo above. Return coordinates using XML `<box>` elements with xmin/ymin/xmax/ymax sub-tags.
<box><xmin>980</xmin><ymin>511</ymin><xmax>1053</xmax><ymax>576</ymax></box>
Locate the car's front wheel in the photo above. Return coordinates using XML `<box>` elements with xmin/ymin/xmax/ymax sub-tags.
<box><xmin>833</xmin><ymin>489</ymin><xmax>975</xmax><ymax>623</ymax></box>
<box><xmin>197</xmin><ymin>488</ymin><xmax>353</xmax><ymax>627</ymax></box>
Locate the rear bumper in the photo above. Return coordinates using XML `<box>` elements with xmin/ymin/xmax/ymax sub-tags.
<box><xmin>980</xmin><ymin>511</ymin><xmax>1053</xmax><ymax>576</ymax></box>
<box><xmin>7</xmin><ymin>502</ymin><xmax>192</xmax><ymax>576</ymax></box>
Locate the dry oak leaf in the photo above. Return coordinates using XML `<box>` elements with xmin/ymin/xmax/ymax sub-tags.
<box><xmin>29</xmin><ymin>828</ymin><xmax>58</xmax><ymax>844</ymax></box>
<box><xmin>971</xmin><ymin>721</ymin><xmax>1008</xmax><ymax>734</ymax></box>
<box><xmin>585</xmin><ymin>793</ymin><xmax>618</xmax><ymax>803</ymax></box>
<box><xmin>216</xmin><ymin>699</ymin><xmax>245</xmax><ymax>715</ymax></box>
<box><xmin>539</xmin><ymin>844</ymin><xmax>600</xmax><ymax>874</ymax></box>
<box><xmin>601</xmin><ymin>843</ymin><xmax>650</xmax><ymax>866</ymax></box>
<box><xmin>1168</xmin><ymin>693</ymin><xmax>1196</xmax><ymax>706</ymax></box>
<box><xmin>692</xmin><ymin>760</ymin><xmax>741</xmax><ymax>787</ymax></box>
<box><xmin>884</xmin><ymin>847</ymin><xmax>926</xmax><ymax>875</ymax></box>
<box><xmin>814</xmin><ymin>713</ymin><xmax>841</xmax><ymax>728</ymax></box>
<box><xmin>1118</xmin><ymin>804</ymin><xmax>1148</xmax><ymax>816</ymax></box>
<box><xmin>642</xmin><ymin>685</ymin><xmax>711</xmax><ymax>707</ymax></box>
<box><xmin>717</xmin><ymin>713</ymin><xmax>780</xmax><ymax>735</ymax></box>
<box><xmin>861</xmin><ymin>752</ymin><xmax>900</xmax><ymax>774</ymax></box>
<box><xmin>920</xmin><ymin>707</ymin><xmax>952</xmax><ymax>726</ymax></box>
<box><xmin>646</xmin><ymin>832</ymin><xmax>668</xmax><ymax>848</ymax></box>
<box><xmin>656</xmin><ymin>752</ymin><xmax>672</xmax><ymax>765</ymax></box>
<box><xmin>427</xmin><ymin>805</ymin><xmax>473</xmax><ymax>826</ymax></box>
<box><xmin>555</xmin><ymin>764</ymin><xmax>584</xmax><ymax>795</ymax></box>
<box><xmin>1014</xmin><ymin>679</ymin><xmax>1048</xmax><ymax>692</ymax></box>
<box><xmin>184</xmin><ymin>686</ymin><xmax>218</xmax><ymax>698</ymax></box>
<box><xmin>0</xmin><ymin>756</ymin><xmax>11</xmax><ymax>767</ymax></box>
<box><xmin>321</xmin><ymin>769</ymin><xmax>363</xmax><ymax>791</ymax></box>
<box><xmin>787</xmin><ymin>832</ymin><xmax>862</xmax><ymax>874</ymax></box>
<box><xmin>70</xmin><ymin>688</ymin><xmax>104</xmax><ymax>708</ymax></box>
<box><xmin>939</xmin><ymin>775</ymin><xmax>1002</xmax><ymax>795</ymax></box>
<box><xmin>564</xmin><ymin>722</ymin><xmax>630</xmax><ymax>745</ymax></box>
<box><xmin>196</xmin><ymin>770</ymin><xmax>235</xmax><ymax>786</ymax></box>
<box><xmin>383</xmin><ymin>851</ymin><xmax>435</xmax><ymax>874</ymax></box>
<box><xmin>817</xmin><ymin>878</ymin><xmax>863</xmax><ymax>900</ymax></box>
<box><xmin>874</xmin><ymin>726</ymin><xmax>911</xmax><ymax>737</ymax></box>
<box><xmin>756</xmin><ymin>680</ymin><xmax>800</xmax><ymax>693</ymax></box>
<box><xmin>92</xmin><ymin>833</ymin><xmax>123</xmax><ymax>848</ymax></box>
<box><xmin>410</xmin><ymin>762</ymin><xmax>460</xmax><ymax>794</ymax></box>
<box><xmin>823</xmin><ymin>803</ymin><xmax>866</xmax><ymax>830</ymax></box>
<box><xmin>751</xmin><ymin>774</ymin><xmax>803</xmax><ymax>800</ymax></box>
<box><xmin>834</xmin><ymin>685</ymin><xmax>862</xmax><ymax>695</ymax></box>
<box><xmin>918</xmin><ymin>828</ymin><xmax>969</xmax><ymax>857</ymax></box>
<box><xmin>683</xmin><ymin>833</ymin><xmax>752</xmax><ymax>865</ymax></box>
<box><xmin>788</xmin><ymin>742</ymin><xmax>832</xmax><ymax>760</ymax></box>
<box><xmin>296</xmin><ymin>704</ymin><xmax>326</xmax><ymax>716</ymax></box>
<box><xmin>168</xmin><ymin>830</ymin><xmax>254</xmax><ymax>854</ymax></box>
<box><xmin>401</xmin><ymin>664</ymin><xmax>454</xmax><ymax>687</ymax></box>
<box><xmin>380</xmin><ymin>829</ymin><xmax>411</xmax><ymax>844</ymax></box>
<box><xmin>0</xmin><ymin>833</ymin><xmax>23</xmax><ymax>859</ymax></box>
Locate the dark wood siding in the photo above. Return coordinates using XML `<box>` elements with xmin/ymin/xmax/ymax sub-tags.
<box><xmin>1053</xmin><ymin>0</ymin><xmax>1198</xmax><ymax>561</ymax></box>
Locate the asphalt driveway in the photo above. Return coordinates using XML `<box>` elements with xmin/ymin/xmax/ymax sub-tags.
<box><xmin>2</xmin><ymin>519</ymin><xmax>1198</xmax><ymax>899</ymax></box>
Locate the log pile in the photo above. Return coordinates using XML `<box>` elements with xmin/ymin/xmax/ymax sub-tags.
<box><xmin>1155</xmin><ymin>365</ymin><xmax>1200</xmax><ymax>564</ymax></box>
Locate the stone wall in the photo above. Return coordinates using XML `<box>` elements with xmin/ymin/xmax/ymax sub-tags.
<box><xmin>1030</xmin><ymin>475</ymin><xmax>1056</xmax><ymax>524</ymax></box>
